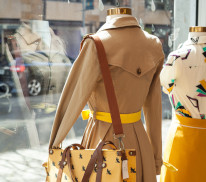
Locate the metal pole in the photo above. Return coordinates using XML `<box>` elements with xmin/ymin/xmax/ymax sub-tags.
<box><xmin>82</xmin><ymin>0</ymin><xmax>85</xmax><ymax>28</ymax></box>
<box><xmin>43</xmin><ymin>0</ymin><xmax>46</xmax><ymax>20</ymax></box>
<box><xmin>198</xmin><ymin>0</ymin><xmax>206</xmax><ymax>26</ymax></box>
<box><xmin>1</xmin><ymin>29</ymin><xmax>4</xmax><ymax>55</ymax></box>
<box><xmin>196</xmin><ymin>0</ymin><xmax>199</xmax><ymax>26</ymax></box>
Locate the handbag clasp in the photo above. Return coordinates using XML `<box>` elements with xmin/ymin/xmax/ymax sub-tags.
<box><xmin>113</xmin><ymin>134</ymin><xmax>125</xmax><ymax>150</ymax></box>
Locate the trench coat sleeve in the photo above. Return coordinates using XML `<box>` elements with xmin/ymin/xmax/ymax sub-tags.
<box><xmin>160</xmin><ymin>54</ymin><xmax>176</xmax><ymax>94</ymax></box>
<box><xmin>142</xmin><ymin>57</ymin><xmax>164</xmax><ymax>175</ymax></box>
<box><xmin>49</xmin><ymin>38</ymin><xmax>100</xmax><ymax>149</ymax></box>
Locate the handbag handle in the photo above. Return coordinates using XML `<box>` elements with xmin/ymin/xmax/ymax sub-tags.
<box><xmin>57</xmin><ymin>141</ymin><xmax>117</xmax><ymax>182</ymax></box>
<box><xmin>57</xmin><ymin>144</ymin><xmax>85</xmax><ymax>182</ymax></box>
<box><xmin>86</xmin><ymin>35</ymin><xmax>124</xmax><ymax>139</ymax></box>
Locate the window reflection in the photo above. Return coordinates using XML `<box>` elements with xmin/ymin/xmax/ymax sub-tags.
<box><xmin>145</xmin><ymin>0</ymin><xmax>173</xmax><ymax>10</ymax></box>
<box><xmin>0</xmin><ymin>20</ymin><xmax>72</xmax><ymax>151</ymax></box>
<box><xmin>0</xmin><ymin>0</ymin><xmax>174</xmax><ymax>148</ymax></box>
<box><xmin>0</xmin><ymin>0</ymin><xmax>178</xmax><ymax>181</ymax></box>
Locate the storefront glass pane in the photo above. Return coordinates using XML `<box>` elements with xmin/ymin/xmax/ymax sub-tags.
<box><xmin>0</xmin><ymin>0</ymin><xmax>196</xmax><ymax>181</ymax></box>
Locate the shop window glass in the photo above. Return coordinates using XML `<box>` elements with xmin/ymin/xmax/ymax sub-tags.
<box><xmin>145</xmin><ymin>0</ymin><xmax>173</xmax><ymax>10</ymax></box>
<box><xmin>0</xmin><ymin>0</ymin><xmax>197</xmax><ymax>181</ymax></box>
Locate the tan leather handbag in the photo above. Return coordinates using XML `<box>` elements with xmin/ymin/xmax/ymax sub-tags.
<box><xmin>43</xmin><ymin>35</ymin><xmax>137</xmax><ymax>182</ymax></box>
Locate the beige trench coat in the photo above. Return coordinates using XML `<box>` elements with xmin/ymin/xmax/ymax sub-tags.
<box><xmin>8</xmin><ymin>23</ymin><xmax>71</xmax><ymax>105</ymax></box>
<box><xmin>49</xmin><ymin>16</ymin><xmax>164</xmax><ymax>182</ymax></box>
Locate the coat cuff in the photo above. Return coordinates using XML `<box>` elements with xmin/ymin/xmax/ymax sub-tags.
<box><xmin>155</xmin><ymin>159</ymin><xmax>163</xmax><ymax>175</ymax></box>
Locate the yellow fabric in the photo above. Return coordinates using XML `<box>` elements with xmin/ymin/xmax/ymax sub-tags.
<box><xmin>81</xmin><ymin>110</ymin><xmax>92</xmax><ymax>120</ymax></box>
<box><xmin>160</xmin><ymin>114</ymin><xmax>206</xmax><ymax>182</ymax></box>
<box><xmin>176</xmin><ymin>108</ymin><xmax>191</xmax><ymax>117</ymax></box>
<box><xmin>81</xmin><ymin>110</ymin><xmax>141</xmax><ymax>124</ymax></box>
<box><xmin>44</xmin><ymin>149</ymin><xmax>136</xmax><ymax>182</ymax></box>
<box><xmin>200</xmin><ymin>79</ymin><xmax>206</xmax><ymax>91</ymax></box>
<box><xmin>31</xmin><ymin>103</ymin><xmax>57</xmax><ymax>114</ymax></box>
<box><xmin>167</xmin><ymin>85</ymin><xmax>174</xmax><ymax>93</ymax></box>
<box><xmin>163</xmin><ymin>161</ymin><xmax>178</xmax><ymax>172</ymax></box>
<box><xmin>176</xmin><ymin>114</ymin><xmax>206</xmax><ymax>128</ymax></box>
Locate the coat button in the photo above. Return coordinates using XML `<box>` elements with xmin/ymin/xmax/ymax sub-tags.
<box><xmin>137</xmin><ymin>68</ymin><xmax>141</xmax><ymax>75</ymax></box>
<box><xmin>50</xmin><ymin>85</ymin><xmax>55</xmax><ymax>90</ymax></box>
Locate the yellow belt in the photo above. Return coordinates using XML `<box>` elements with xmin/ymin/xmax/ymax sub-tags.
<box><xmin>81</xmin><ymin>109</ymin><xmax>141</xmax><ymax>124</ymax></box>
<box><xmin>176</xmin><ymin>114</ymin><xmax>206</xmax><ymax>128</ymax></box>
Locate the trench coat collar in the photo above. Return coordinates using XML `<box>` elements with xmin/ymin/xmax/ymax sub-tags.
<box><xmin>17</xmin><ymin>23</ymin><xmax>41</xmax><ymax>45</ymax></box>
<box><xmin>97</xmin><ymin>16</ymin><xmax>141</xmax><ymax>32</ymax></box>
<box><xmin>184</xmin><ymin>35</ymin><xmax>206</xmax><ymax>46</ymax></box>
<box><xmin>16</xmin><ymin>23</ymin><xmax>64</xmax><ymax>58</ymax></box>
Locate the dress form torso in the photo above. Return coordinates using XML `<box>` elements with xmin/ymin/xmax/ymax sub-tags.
<box><xmin>188</xmin><ymin>32</ymin><xmax>206</xmax><ymax>39</ymax></box>
<box><xmin>160</xmin><ymin>30</ymin><xmax>206</xmax><ymax>182</ymax></box>
<box><xmin>161</xmin><ymin>31</ymin><xmax>206</xmax><ymax>119</ymax></box>
<box><xmin>29</xmin><ymin>20</ymin><xmax>51</xmax><ymax>49</ymax></box>
<box><xmin>49</xmin><ymin>15</ymin><xmax>164</xmax><ymax>181</ymax></box>
<box><xmin>106</xmin><ymin>14</ymin><xmax>133</xmax><ymax>21</ymax></box>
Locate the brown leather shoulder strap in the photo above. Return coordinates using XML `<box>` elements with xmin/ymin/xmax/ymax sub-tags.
<box><xmin>80</xmin><ymin>33</ymin><xmax>94</xmax><ymax>50</ymax></box>
<box><xmin>50</xmin><ymin>34</ymin><xmax>124</xmax><ymax>149</ymax></box>
<box><xmin>88</xmin><ymin>35</ymin><xmax>124</xmax><ymax>136</ymax></box>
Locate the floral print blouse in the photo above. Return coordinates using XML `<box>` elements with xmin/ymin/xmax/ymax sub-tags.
<box><xmin>160</xmin><ymin>35</ymin><xmax>206</xmax><ymax>119</ymax></box>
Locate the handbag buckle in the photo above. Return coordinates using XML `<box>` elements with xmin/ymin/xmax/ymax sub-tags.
<box><xmin>113</xmin><ymin>134</ymin><xmax>125</xmax><ymax>150</ymax></box>
<box><xmin>118</xmin><ymin>137</ymin><xmax>125</xmax><ymax>151</ymax></box>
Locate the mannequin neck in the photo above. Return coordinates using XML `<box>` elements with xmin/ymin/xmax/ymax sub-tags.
<box><xmin>29</xmin><ymin>20</ymin><xmax>51</xmax><ymax>48</ymax></box>
<box><xmin>188</xmin><ymin>32</ymin><xmax>206</xmax><ymax>39</ymax></box>
<box><xmin>106</xmin><ymin>14</ymin><xmax>133</xmax><ymax>22</ymax></box>
<box><xmin>30</xmin><ymin>20</ymin><xmax>50</xmax><ymax>34</ymax></box>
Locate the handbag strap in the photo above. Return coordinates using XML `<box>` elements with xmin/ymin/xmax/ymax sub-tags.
<box><xmin>50</xmin><ymin>34</ymin><xmax>124</xmax><ymax>148</ymax></box>
<box><xmin>87</xmin><ymin>35</ymin><xmax>124</xmax><ymax>137</ymax></box>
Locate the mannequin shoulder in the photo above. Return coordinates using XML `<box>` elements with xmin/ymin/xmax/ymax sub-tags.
<box><xmin>142</xmin><ymin>30</ymin><xmax>162</xmax><ymax>47</ymax></box>
<box><xmin>140</xmin><ymin>31</ymin><xmax>164</xmax><ymax>62</ymax></box>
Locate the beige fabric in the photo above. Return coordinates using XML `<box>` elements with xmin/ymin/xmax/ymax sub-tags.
<box><xmin>12</xmin><ymin>23</ymin><xmax>71</xmax><ymax>104</ymax></box>
<box><xmin>49</xmin><ymin>17</ymin><xmax>164</xmax><ymax>182</ymax></box>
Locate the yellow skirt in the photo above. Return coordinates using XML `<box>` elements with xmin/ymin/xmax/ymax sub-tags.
<box><xmin>160</xmin><ymin>114</ymin><xmax>206</xmax><ymax>182</ymax></box>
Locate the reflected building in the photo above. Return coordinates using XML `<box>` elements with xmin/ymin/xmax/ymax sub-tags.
<box><xmin>0</xmin><ymin>0</ymin><xmax>173</xmax><ymax>151</ymax></box>
<box><xmin>0</xmin><ymin>0</ymin><xmax>173</xmax><ymax>60</ymax></box>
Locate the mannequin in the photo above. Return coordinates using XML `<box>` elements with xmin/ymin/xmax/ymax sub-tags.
<box><xmin>160</xmin><ymin>26</ymin><xmax>206</xmax><ymax>182</ymax></box>
<box><xmin>189</xmin><ymin>26</ymin><xmax>206</xmax><ymax>39</ymax></box>
<box><xmin>48</xmin><ymin>4</ymin><xmax>164</xmax><ymax>181</ymax></box>
<box><xmin>5</xmin><ymin>19</ymin><xmax>72</xmax><ymax>148</ymax></box>
<box><xmin>29</xmin><ymin>20</ymin><xmax>51</xmax><ymax>49</ymax></box>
